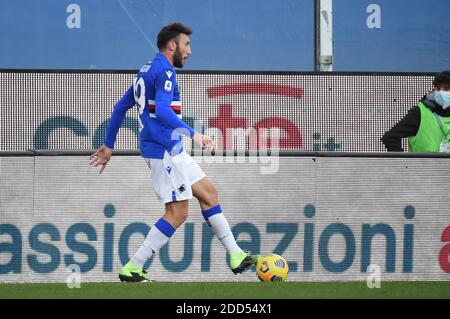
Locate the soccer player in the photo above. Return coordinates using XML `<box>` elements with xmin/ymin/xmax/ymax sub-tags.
<box><xmin>90</xmin><ymin>22</ymin><xmax>259</xmax><ymax>282</ymax></box>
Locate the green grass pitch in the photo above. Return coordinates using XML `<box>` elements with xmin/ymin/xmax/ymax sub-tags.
<box><xmin>0</xmin><ymin>281</ymin><xmax>449</xmax><ymax>299</ymax></box>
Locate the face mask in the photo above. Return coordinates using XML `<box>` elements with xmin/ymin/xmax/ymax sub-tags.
<box><xmin>435</xmin><ymin>91</ymin><xmax>450</xmax><ymax>109</ymax></box>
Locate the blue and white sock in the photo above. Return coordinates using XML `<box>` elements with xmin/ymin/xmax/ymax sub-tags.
<box><xmin>202</xmin><ymin>205</ymin><xmax>243</xmax><ymax>254</ymax></box>
<box><xmin>130</xmin><ymin>218</ymin><xmax>175</xmax><ymax>269</ymax></box>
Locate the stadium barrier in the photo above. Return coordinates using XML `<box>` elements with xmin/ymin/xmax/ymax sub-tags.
<box><xmin>0</xmin><ymin>70</ymin><xmax>436</xmax><ymax>152</ymax></box>
<box><xmin>1</xmin><ymin>151</ymin><xmax>449</xmax><ymax>283</ymax></box>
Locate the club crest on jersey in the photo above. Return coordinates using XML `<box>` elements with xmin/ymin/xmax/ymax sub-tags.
<box><xmin>164</xmin><ymin>80</ymin><xmax>172</xmax><ymax>92</ymax></box>
<box><xmin>165</xmin><ymin>71</ymin><xmax>173</xmax><ymax>78</ymax></box>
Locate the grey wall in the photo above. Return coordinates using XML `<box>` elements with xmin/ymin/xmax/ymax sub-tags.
<box><xmin>1</xmin><ymin>155</ymin><xmax>449</xmax><ymax>282</ymax></box>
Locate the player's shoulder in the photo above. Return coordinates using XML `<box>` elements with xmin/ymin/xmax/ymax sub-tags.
<box><xmin>135</xmin><ymin>60</ymin><xmax>153</xmax><ymax>81</ymax></box>
<box><xmin>152</xmin><ymin>54</ymin><xmax>176</xmax><ymax>79</ymax></box>
<box><xmin>136</xmin><ymin>54</ymin><xmax>176</xmax><ymax>88</ymax></box>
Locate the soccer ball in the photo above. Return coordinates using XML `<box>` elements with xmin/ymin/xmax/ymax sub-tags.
<box><xmin>256</xmin><ymin>254</ymin><xmax>289</xmax><ymax>282</ymax></box>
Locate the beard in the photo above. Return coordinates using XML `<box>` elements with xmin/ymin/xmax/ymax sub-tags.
<box><xmin>173</xmin><ymin>48</ymin><xmax>184</xmax><ymax>68</ymax></box>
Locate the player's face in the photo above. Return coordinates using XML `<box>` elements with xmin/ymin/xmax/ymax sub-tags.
<box><xmin>173</xmin><ymin>34</ymin><xmax>191</xmax><ymax>68</ymax></box>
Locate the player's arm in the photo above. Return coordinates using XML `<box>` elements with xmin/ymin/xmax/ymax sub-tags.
<box><xmin>381</xmin><ymin>105</ymin><xmax>420</xmax><ymax>151</ymax></box>
<box><xmin>104</xmin><ymin>85</ymin><xmax>135</xmax><ymax>148</ymax></box>
<box><xmin>90</xmin><ymin>85</ymin><xmax>135</xmax><ymax>173</ymax></box>
<box><xmin>155</xmin><ymin>71</ymin><xmax>213</xmax><ymax>149</ymax></box>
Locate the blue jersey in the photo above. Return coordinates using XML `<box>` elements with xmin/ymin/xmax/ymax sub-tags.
<box><xmin>104</xmin><ymin>53</ymin><xmax>195</xmax><ymax>159</ymax></box>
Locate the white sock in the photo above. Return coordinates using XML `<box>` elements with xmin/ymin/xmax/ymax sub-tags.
<box><xmin>130</xmin><ymin>218</ymin><xmax>175</xmax><ymax>269</ymax></box>
<box><xmin>208</xmin><ymin>213</ymin><xmax>243</xmax><ymax>254</ymax></box>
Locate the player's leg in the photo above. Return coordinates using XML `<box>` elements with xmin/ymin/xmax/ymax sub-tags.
<box><xmin>119</xmin><ymin>153</ymin><xmax>191</xmax><ymax>282</ymax></box>
<box><xmin>191</xmin><ymin>177</ymin><xmax>240</xmax><ymax>253</ymax></box>
<box><xmin>119</xmin><ymin>200</ymin><xmax>188</xmax><ymax>282</ymax></box>
<box><xmin>191</xmin><ymin>177</ymin><xmax>259</xmax><ymax>274</ymax></box>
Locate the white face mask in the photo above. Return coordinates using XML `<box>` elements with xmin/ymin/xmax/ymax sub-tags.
<box><xmin>435</xmin><ymin>91</ymin><xmax>450</xmax><ymax>109</ymax></box>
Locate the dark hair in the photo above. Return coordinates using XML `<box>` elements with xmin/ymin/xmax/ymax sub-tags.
<box><xmin>157</xmin><ymin>22</ymin><xmax>192</xmax><ymax>50</ymax></box>
<box><xmin>433</xmin><ymin>70</ymin><xmax>450</xmax><ymax>90</ymax></box>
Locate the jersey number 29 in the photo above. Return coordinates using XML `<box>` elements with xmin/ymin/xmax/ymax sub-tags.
<box><xmin>133</xmin><ymin>77</ymin><xmax>145</xmax><ymax>131</ymax></box>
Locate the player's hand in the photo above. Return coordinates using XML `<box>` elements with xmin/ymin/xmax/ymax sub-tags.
<box><xmin>89</xmin><ymin>145</ymin><xmax>112</xmax><ymax>174</ymax></box>
<box><xmin>193</xmin><ymin>133</ymin><xmax>215</xmax><ymax>151</ymax></box>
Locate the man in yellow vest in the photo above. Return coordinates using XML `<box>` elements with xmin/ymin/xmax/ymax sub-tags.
<box><xmin>382</xmin><ymin>70</ymin><xmax>450</xmax><ymax>152</ymax></box>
